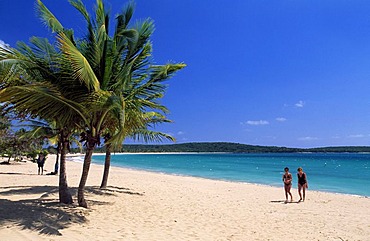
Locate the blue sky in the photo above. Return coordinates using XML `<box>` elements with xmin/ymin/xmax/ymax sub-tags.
<box><xmin>1</xmin><ymin>0</ymin><xmax>370</xmax><ymax>148</ymax></box>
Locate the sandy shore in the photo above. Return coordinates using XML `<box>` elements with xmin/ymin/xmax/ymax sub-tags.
<box><xmin>0</xmin><ymin>154</ymin><xmax>369</xmax><ymax>241</ymax></box>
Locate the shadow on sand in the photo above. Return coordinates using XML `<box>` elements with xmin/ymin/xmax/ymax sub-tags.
<box><xmin>0</xmin><ymin>185</ymin><xmax>143</xmax><ymax>236</ymax></box>
<box><xmin>88</xmin><ymin>185</ymin><xmax>144</xmax><ymax>196</ymax></box>
<box><xmin>0</xmin><ymin>196</ymin><xmax>87</xmax><ymax>236</ymax></box>
<box><xmin>0</xmin><ymin>172</ymin><xmax>37</xmax><ymax>176</ymax></box>
<box><xmin>270</xmin><ymin>200</ymin><xmax>301</xmax><ymax>204</ymax></box>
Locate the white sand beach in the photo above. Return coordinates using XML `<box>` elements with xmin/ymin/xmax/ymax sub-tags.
<box><xmin>0</xmin><ymin>154</ymin><xmax>369</xmax><ymax>240</ymax></box>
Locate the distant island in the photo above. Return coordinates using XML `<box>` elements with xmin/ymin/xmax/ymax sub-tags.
<box><xmin>88</xmin><ymin>142</ymin><xmax>370</xmax><ymax>153</ymax></box>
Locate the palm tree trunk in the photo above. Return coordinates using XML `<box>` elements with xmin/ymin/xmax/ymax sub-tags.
<box><xmin>77</xmin><ymin>135</ymin><xmax>97</xmax><ymax>208</ymax></box>
<box><xmin>100</xmin><ymin>143</ymin><xmax>112</xmax><ymax>189</ymax></box>
<box><xmin>59</xmin><ymin>131</ymin><xmax>73</xmax><ymax>204</ymax></box>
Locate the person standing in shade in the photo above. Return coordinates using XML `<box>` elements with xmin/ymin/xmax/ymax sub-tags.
<box><xmin>297</xmin><ymin>167</ymin><xmax>308</xmax><ymax>202</ymax></box>
<box><xmin>37</xmin><ymin>153</ymin><xmax>46</xmax><ymax>175</ymax></box>
<box><xmin>282</xmin><ymin>167</ymin><xmax>293</xmax><ymax>203</ymax></box>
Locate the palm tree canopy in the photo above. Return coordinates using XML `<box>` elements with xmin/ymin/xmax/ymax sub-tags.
<box><xmin>1</xmin><ymin>0</ymin><xmax>185</xmax><ymax>149</ymax></box>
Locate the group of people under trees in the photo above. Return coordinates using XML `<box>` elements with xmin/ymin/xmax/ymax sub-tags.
<box><xmin>282</xmin><ymin>167</ymin><xmax>308</xmax><ymax>203</ymax></box>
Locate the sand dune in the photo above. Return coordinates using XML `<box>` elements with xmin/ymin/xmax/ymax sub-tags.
<box><xmin>0</xmin><ymin>154</ymin><xmax>369</xmax><ymax>240</ymax></box>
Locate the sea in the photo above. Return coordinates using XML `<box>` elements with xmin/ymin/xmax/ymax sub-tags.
<box><xmin>74</xmin><ymin>152</ymin><xmax>370</xmax><ymax>197</ymax></box>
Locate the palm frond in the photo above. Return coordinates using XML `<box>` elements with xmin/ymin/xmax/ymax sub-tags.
<box><xmin>0</xmin><ymin>83</ymin><xmax>88</xmax><ymax>125</ymax></box>
<box><xmin>1</xmin><ymin>45</ymin><xmax>57</xmax><ymax>86</ymax></box>
<box><xmin>69</xmin><ymin>0</ymin><xmax>90</xmax><ymax>22</ymax></box>
<box><xmin>58</xmin><ymin>32</ymin><xmax>100</xmax><ymax>92</ymax></box>
<box><xmin>149</xmin><ymin>63</ymin><xmax>186</xmax><ymax>82</ymax></box>
<box><xmin>128</xmin><ymin>129</ymin><xmax>175</xmax><ymax>143</ymax></box>
<box><xmin>133</xmin><ymin>19</ymin><xmax>154</xmax><ymax>55</ymax></box>
<box><xmin>36</xmin><ymin>0</ymin><xmax>64</xmax><ymax>33</ymax></box>
<box><xmin>115</xmin><ymin>1</ymin><xmax>135</xmax><ymax>31</ymax></box>
<box><xmin>29</xmin><ymin>37</ymin><xmax>59</xmax><ymax>69</ymax></box>
<box><xmin>95</xmin><ymin>0</ymin><xmax>107</xmax><ymax>30</ymax></box>
<box><xmin>97</xmin><ymin>93</ymin><xmax>125</xmax><ymax>130</ymax></box>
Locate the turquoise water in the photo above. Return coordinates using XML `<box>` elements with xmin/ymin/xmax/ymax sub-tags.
<box><xmin>86</xmin><ymin>153</ymin><xmax>370</xmax><ymax>197</ymax></box>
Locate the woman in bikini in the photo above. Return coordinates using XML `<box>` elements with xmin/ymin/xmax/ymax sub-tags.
<box><xmin>297</xmin><ymin>167</ymin><xmax>308</xmax><ymax>202</ymax></box>
<box><xmin>282</xmin><ymin>167</ymin><xmax>293</xmax><ymax>203</ymax></box>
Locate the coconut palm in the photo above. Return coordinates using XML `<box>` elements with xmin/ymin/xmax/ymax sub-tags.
<box><xmin>31</xmin><ymin>0</ymin><xmax>125</xmax><ymax>207</ymax></box>
<box><xmin>0</xmin><ymin>38</ymin><xmax>83</xmax><ymax>204</ymax></box>
<box><xmin>92</xmin><ymin>1</ymin><xmax>185</xmax><ymax>189</ymax></box>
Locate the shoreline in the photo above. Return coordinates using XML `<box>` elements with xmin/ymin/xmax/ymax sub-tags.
<box><xmin>73</xmin><ymin>153</ymin><xmax>370</xmax><ymax>198</ymax></box>
<box><xmin>74</xmin><ymin>151</ymin><xmax>370</xmax><ymax>154</ymax></box>
<box><xmin>1</xmin><ymin>155</ymin><xmax>369</xmax><ymax>240</ymax></box>
<box><xmin>96</xmin><ymin>165</ymin><xmax>370</xmax><ymax>199</ymax></box>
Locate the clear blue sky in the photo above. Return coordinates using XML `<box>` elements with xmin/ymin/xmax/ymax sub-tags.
<box><xmin>1</xmin><ymin>0</ymin><xmax>370</xmax><ymax>148</ymax></box>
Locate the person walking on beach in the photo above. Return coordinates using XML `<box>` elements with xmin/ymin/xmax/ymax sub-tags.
<box><xmin>37</xmin><ymin>153</ymin><xmax>46</xmax><ymax>175</ymax></box>
<box><xmin>297</xmin><ymin>167</ymin><xmax>308</xmax><ymax>202</ymax></box>
<box><xmin>282</xmin><ymin>167</ymin><xmax>293</xmax><ymax>203</ymax></box>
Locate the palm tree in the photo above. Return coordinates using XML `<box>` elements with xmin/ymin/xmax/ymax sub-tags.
<box><xmin>0</xmin><ymin>34</ymin><xmax>86</xmax><ymax>204</ymax></box>
<box><xmin>1</xmin><ymin>0</ymin><xmax>185</xmax><ymax>208</ymax></box>
<box><xmin>93</xmin><ymin>2</ymin><xmax>185</xmax><ymax>189</ymax></box>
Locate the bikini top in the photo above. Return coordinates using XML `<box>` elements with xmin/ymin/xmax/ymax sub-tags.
<box><xmin>284</xmin><ymin>173</ymin><xmax>292</xmax><ymax>180</ymax></box>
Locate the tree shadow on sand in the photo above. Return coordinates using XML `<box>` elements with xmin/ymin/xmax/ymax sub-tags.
<box><xmin>0</xmin><ymin>185</ymin><xmax>144</xmax><ymax>236</ymax></box>
<box><xmin>86</xmin><ymin>185</ymin><xmax>144</xmax><ymax>196</ymax></box>
<box><xmin>0</xmin><ymin>185</ymin><xmax>58</xmax><ymax>196</ymax></box>
<box><xmin>0</xmin><ymin>171</ymin><xmax>37</xmax><ymax>176</ymax></box>
<box><xmin>0</xmin><ymin>197</ymin><xmax>87</xmax><ymax>236</ymax></box>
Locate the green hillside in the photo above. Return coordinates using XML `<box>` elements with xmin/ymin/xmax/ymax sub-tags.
<box><xmin>89</xmin><ymin>142</ymin><xmax>370</xmax><ymax>153</ymax></box>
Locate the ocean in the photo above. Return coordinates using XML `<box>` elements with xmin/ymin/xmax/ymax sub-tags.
<box><xmin>81</xmin><ymin>153</ymin><xmax>370</xmax><ymax>197</ymax></box>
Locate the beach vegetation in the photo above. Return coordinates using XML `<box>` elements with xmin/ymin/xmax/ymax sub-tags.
<box><xmin>0</xmin><ymin>128</ymin><xmax>44</xmax><ymax>163</ymax></box>
<box><xmin>0</xmin><ymin>0</ymin><xmax>184</xmax><ymax>208</ymax></box>
<box><xmin>0</xmin><ymin>34</ymin><xmax>81</xmax><ymax>203</ymax></box>
<box><xmin>101</xmin><ymin>142</ymin><xmax>370</xmax><ymax>153</ymax></box>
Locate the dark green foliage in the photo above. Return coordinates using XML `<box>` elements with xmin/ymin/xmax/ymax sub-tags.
<box><xmin>0</xmin><ymin>128</ymin><xmax>45</xmax><ymax>162</ymax></box>
<box><xmin>118</xmin><ymin>142</ymin><xmax>301</xmax><ymax>153</ymax></box>
<box><xmin>87</xmin><ymin>142</ymin><xmax>370</xmax><ymax>153</ymax></box>
<box><xmin>306</xmin><ymin>146</ymin><xmax>370</xmax><ymax>153</ymax></box>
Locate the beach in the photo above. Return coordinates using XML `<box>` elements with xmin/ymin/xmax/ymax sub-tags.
<box><xmin>0</xmin><ymin>155</ymin><xmax>369</xmax><ymax>241</ymax></box>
